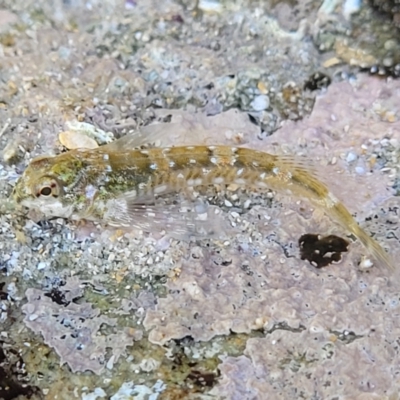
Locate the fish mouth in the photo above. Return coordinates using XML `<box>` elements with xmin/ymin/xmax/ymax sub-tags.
<box><xmin>11</xmin><ymin>180</ymin><xmax>31</xmax><ymax>205</ymax></box>
<box><xmin>11</xmin><ymin>183</ymin><xmax>24</xmax><ymax>204</ymax></box>
<box><xmin>11</xmin><ymin>185</ymin><xmax>21</xmax><ymax>203</ymax></box>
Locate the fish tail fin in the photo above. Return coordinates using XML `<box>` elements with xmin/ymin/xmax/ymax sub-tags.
<box><xmin>330</xmin><ymin>200</ymin><xmax>394</xmax><ymax>271</ymax></box>
<box><xmin>350</xmin><ymin>221</ymin><xmax>394</xmax><ymax>272</ymax></box>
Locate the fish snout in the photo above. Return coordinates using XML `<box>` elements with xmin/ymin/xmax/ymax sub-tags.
<box><xmin>11</xmin><ymin>179</ymin><xmax>27</xmax><ymax>204</ymax></box>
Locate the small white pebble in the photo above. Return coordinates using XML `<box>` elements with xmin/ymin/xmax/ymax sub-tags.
<box><xmin>359</xmin><ymin>258</ymin><xmax>374</xmax><ymax>269</ymax></box>
<box><xmin>106</xmin><ymin>355</ymin><xmax>116</xmax><ymax>370</ymax></box>
<box><xmin>380</xmin><ymin>138</ymin><xmax>389</xmax><ymax>147</ymax></box>
<box><xmin>346</xmin><ymin>152</ymin><xmax>357</xmax><ymax>163</ymax></box>
<box><xmin>198</xmin><ymin>0</ymin><xmax>223</xmax><ymax>12</ymax></box>
<box><xmin>355</xmin><ymin>166</ymin><xmax>365</xmax><ymax>175</ymax></box>
<box><xmin>250</xmin><ymin>95</ymin><xmax>270</xmax><ymax>111</ymax></box>
<box><xmin>244</xmin><ymin>199</ymin><xmax>252</xmax><ymax>209</ymax></box>
<box><xmin>37</xmin><ymin>261</ymin><xmax>47</xmax><ymax>270</ymax></box>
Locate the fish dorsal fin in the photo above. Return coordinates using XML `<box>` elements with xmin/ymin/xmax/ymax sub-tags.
<box><xmin>101</xmin><ymin>123</ymin><xmax>184</xmax><ymax>152</ymax></box>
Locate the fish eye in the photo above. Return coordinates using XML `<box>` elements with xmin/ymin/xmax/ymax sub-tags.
<box><xmin>35</xmin><ymin>179</ymin><xmax>61</xmax><ymax>198</ymax></box>
<box><xmin>40</xmin><ymin>187</ymin><xmax>52</xmax><ymax>196</ymax></box>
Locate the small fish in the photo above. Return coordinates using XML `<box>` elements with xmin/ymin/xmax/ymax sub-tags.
<box><xmin>12</xmin><ymin>142</ymin><xmax>393</xmax><ymax>271</ymax></box>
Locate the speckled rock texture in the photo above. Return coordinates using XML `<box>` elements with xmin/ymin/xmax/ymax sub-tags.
<box><xmin>22</xmin><ymin>277</ymin><xmax>142</xmax><ymax>375</ymax></box>
<box><xmin>1</xmin><ymin>0</ymin><xmax>400</xmax><ymax>399</ymax></box>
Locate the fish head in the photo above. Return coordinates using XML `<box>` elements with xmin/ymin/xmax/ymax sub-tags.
<box><xmin>12</xmin><ymin>152</ymin><xmax>85</xmax><ymax>219</ymax></box>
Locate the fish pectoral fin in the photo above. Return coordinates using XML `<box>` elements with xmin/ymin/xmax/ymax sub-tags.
<box><xmin>103</xmin><ymin>195</ymin><xmax>230</xmax><ymax>240</ymax></box>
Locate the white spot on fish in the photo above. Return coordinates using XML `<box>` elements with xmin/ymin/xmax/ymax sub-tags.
<box><xmin>213</xmin><ymin>177</ymin><xmax>224</xmax><ymax>184</ymax></box>
<box><xmin>208</xmin><ymin>146</ymin><xmax>216</xmax><ymax>151</ymax></box>
<box><xmin>237</xmin><ymin>168</ymin><xmax>244</xmax><ymax>175</ymax></box>
<box><xmin>150</xmin><ymin>163</ymin><xmax>158</xmax><ymax>170</ymax></box>
<box><xmin>273</xmin><ymin>167</ymin><xmax>280</xmax><ymax>175</ymax></box>
<box><xmin>127</xmin><ymin>190</ymin><xmax>137</xmax><ymax>198</ymax></box>
<box><xmin>329</xmin><ymin>193</ymin><xmax>338</xmax><ymax>204</ymax></box>
<box><xmin>257</xmin><ymin>181</ymin><xmax>269</xmax><ymax>188</ymax></box>
<box><xmin>187</xmin><ymin>178</ymin><xmax>203</xmax><ymax>186</ymax></box>
<box><xmin>154</xmin><ymin>184</ymin><xmax>168</xmax><ymax>194</ymax></box>
<box><xmin>177</xmin><ymin>173</ymin><xmax>185</xmax><ymax>179</ymax></box>
<box><xmin>189</xmin><ymin>159</ymin><xmax>197</xmax><ymax>164</ymax></box>
<box><xmin>259</xmin><ymin>172</ymin><xmax>266</xmax><ymax>179</ymax></box>
<box><xmin>202</xmin><ymin>168</ymin><xmax>211</xmax><ymax>175</ymax></box>
<box><xmin>169</xmin><ymin>160</ymin><xmax>175</xmax><ymax>168</ymax></box>
<box><xmin>103</xmin><ymin>154</ymin><xmax>109</xmax><ymax>160</ymax></box>
<box><xmin>140</xmin><ymin>150</ymin><xmax>149</xmax><ymax>155</ymax></box>
<box><xmin>210</xmin><ymin>157</ymin><xmax>218</xmax><ymax>164</ymax></box>
<box><xmin>105</xmin><ymin>165</ymin><xmax>112</xmax><ymax>172</ymax></box>
<box><xmin>186</xmin><ymin>146</ymin><xmax>195</xmax><ymax>150</ymax></box>
<box><xmin>252</xmin><ymin>161</ymin><xmax>259</xmax><ymax>167</ymax></box>
<box><xmin>85</xmin><ymin>184</ymin><xmax>97</xmax><ymax>200</ymax></box>
<box><xmin>325</xmin><ymin>192</ymin><xmax>338</xmax><ymax>208</ymax></box>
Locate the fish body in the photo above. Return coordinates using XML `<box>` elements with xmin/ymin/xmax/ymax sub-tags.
<box><xmin>13</xmin><ymin>144</ymin><xmax>393</xmax><ymax>270</ymax></box>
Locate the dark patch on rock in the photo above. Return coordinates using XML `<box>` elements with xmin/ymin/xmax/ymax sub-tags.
<box><xmin>186</xmin><ymin>369</ymin><xmax>218</xmax><ymax>388</ymax></box>
<box><xmin>43</xmin><ymin>288</ymin><xmax>70</xmax><ymax>306</ymax></box>
<box><xmin>0</xmin><ymin>282</ymin><xmax>7</xmax><ymax>300</ymax></box>
<box><xmin>299</xmin><ymin>233</ymin><xmax>349</xmax><ymax>268</ymax></box>
<box><xmin>0</xmin><ymin>343</ymin><xmax>41</xmax><ymax>400</ymax></box>
<box><xmin>304</xmin><ymin>72</ymin><xmax>331</xmax><ymax>91</ymax></box>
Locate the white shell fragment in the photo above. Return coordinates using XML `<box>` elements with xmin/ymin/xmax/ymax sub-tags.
<box><xmin>58</xmin><ymin>130</ymin><xmax>99</xmax><ymax>150</ymax></box>
<box><xmin>59</xmin><ymin>120</ymin><xmax>115</xmax><ymax>150</ymax></box>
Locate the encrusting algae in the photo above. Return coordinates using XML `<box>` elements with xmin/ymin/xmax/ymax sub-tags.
<box><xmin>12</xmin><ymin>136</ymin><xmax>393</xmax><ymax>271</ymax></box>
